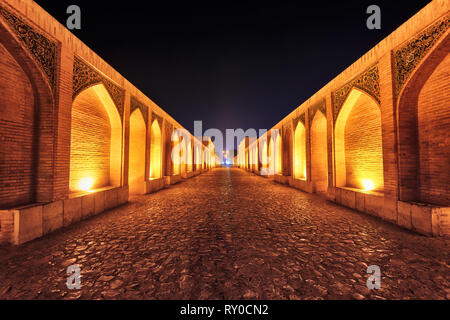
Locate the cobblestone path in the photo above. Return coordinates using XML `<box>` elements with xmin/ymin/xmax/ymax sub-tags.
<box><xmin>0</xmin><ymin>168</ymin><xmax>448</xmax><ymax>300</ymax></box>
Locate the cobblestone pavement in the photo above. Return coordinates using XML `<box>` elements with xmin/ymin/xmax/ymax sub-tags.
<box><xmin>0</xmin><ymin>168</ymin><xmax>449</xmax><ymax>300</ymax></box>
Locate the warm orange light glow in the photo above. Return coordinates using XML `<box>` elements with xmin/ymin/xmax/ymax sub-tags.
<box><xmin>150</xmin><ymin>120</ymin><xmax>162</xmax><ymax>179</ymax></box>
<box><xmin>294</xmin><ymin>122</ymin><xmax>306</xmax><ymax>180</ymax></box>
<box><xmin>79</xmin><ymin>177</ymin><xmax>94</xmax><ymax>191</ymax></box>
<box><xmin>362</xmin><ymin>179</ymin><xmax>375</xmax><ymax>191</ymax></box>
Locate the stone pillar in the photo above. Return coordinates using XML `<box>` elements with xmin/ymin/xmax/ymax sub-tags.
<box><xmin>52</xmin><ymin>44</ymin><xmax>74</xmax><ymax>201</ymax></box>
<box><xmin>378</xmin><ymin>54</ymin><xmax>399</xmax><ymax>199</ymax></box>
<box><xmin>122</xmin><ymin>91</ymin><xmax>131</xmax><ymax>187</ymax></box>
<box><xmin>325</xmin><ymin>92</ymin><xmax>334</xmax><ymax>190</ymax></box>
<box><xmin>144</xmin><ymin>106</ymin><xmax>152</xmax><ymax>181</ymax></box>
<box><xmin>305</xmin><ymin>108</ymin><xmax>312</xmax><ymax>183</ymax></box>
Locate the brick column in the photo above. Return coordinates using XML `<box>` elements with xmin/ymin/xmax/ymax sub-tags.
<box><xmin>51</xmin><ymin>44</ymin><xmax>74</xmax><ymax>201</ymax></box>
<box><xmin>305</xmin><ymin>109</ymin><xmax>312</xmax><ymax>182</ymax></box>
<box><xmin>122</xmin><ymin>91</ymin><xmax>130</xmax><ymax>187</ymax></box>
<box><xmin>379</xmin><ymin>54</ymin><xmax>399</xmax><ymax>199</ymax></box>
<box><xmin>325</xmin><ymin>92</ymin><xmax>334</xmax><ymax>190</ymax></box>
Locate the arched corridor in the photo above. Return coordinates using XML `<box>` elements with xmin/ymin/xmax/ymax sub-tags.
<box><xmin>0</xmin><ymin>0</ymin><xmax>449</xmax><ymax>303</ymax></box>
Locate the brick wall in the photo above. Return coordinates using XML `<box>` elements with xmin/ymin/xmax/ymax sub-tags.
<box><xmin>418</xmin><ymin>53</ymin><xmax>450</xmax><ymax>206</ymax></box>
<box><xmin>0</xmin><ymin>42</ymin><xmax>35</xmax><ymax>208</ymax></box>
<box><xmin>344</xmin><ymin>93</ymin><xmax>384</xmax><ymax>191</ymax></box>
<box><xmin>310</xmin><ymin>112</ymin><xmax>328</xmax><ymax>192</ymax></box>
<box><xmin>69</xmin><ymin>87</ymin><xmax>111</xmax><ymax>192</ymax></box>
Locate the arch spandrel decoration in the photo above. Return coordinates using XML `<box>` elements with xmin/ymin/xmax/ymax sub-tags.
<box><xmin>293</xmin><ymin>113</ymin><xmax>306</xmax><ymax>129</ymax></box>
<box><xmin>309</xmin><ymin>99</ymin><xmax>326</xmax><ymax>123</ymax></box>
<box><xmin>0</xmin><ymin>4</ymin><xmax>57</xmax><ymax>92</ymax></box>
<box><xmin>130</xmin><ymin>96</ymin><xmax>148</xmax><ymax>125</ymax></box>
<box><xmin>394</xmin><ymin>14</ymin><xmax>449</xmax><ymax>98</ymax></box>
<box><xmin>72</xmin><ymin>56</ymin><xmax>125</xmax><ymax>119</ymax></box>
<box><xmin>332</xmin><ymin>65</ymin><xmax>380</xmax><ymax>123</ymax></box>
<box><xmin>299</xmin><ymin>113</ymin><xmax>306</xmax><ymax>126</ymax></box>
<box><xmin>152</xmin><ymin>112</ymin><xmax>163</xmax><ymax>128</ymax></box>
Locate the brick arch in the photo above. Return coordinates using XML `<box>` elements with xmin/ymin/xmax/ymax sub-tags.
<box><xmin>186</xmin><ymin>139</ymin><xmax>193</xmax><ymax>173</ymax></box>
<box><xmin>260</xmin><ymin>139</ymin><xmax>268</xmax><ymax>169</ymax></box>
<box><xmin>294</xmin><ymin>122</ymin><xmax>307</xmax><ymax>180</ymax></box>
<box><xmin>310</xmin><ymin>111</ymin><xmax>328</xmax><ymax>193</ymax></box>
<box><xmin>69</xmin><ymin>84</ymin><xmax>122</xmax><ymax>193</ymax></box>
<box><xmin>0</xmin><ymin>19</ymin><xmax>55</xmax><ymax>208</ymax></box>
<box><xmin>150</xmin><ymin>119</ymin><xmax>162</xmax><ymax>179</ymax></box>
<box><xmin>129</xmin><ymin>109</ymin><xmax>146</xmax><ymax>195</ymax></box>
<box><xmin>269</xmin><ymin>130</ymin><xmax>282</xmax><ymax>175</ymax></box>
<box><xmin>172</xmin><ymin>131</ymin><xmax>181</xmax><ymax>175</ymax></box>
<box><xmin>397</xmin><ymin>33</ymin><xmax>450</xmax><ymax>205</ymax></box>
<box><xmin>335</xmin><ymin>87</ymin><xmax>383</xmax><ymax>191</ymax></box>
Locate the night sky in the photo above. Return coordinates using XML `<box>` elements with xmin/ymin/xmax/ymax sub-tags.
<box><xmin>36</xmin><ymin>0</ymin><xmax>430</xmax><ymax>150</ymax></box>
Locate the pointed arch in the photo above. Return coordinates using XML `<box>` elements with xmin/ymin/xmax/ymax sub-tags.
<box><xmin>195</xmin><ymin>145</ymin><xmax>201</xmax><ymax>171</ymax></box>
<box><xmin>261</xmin><ymin>139</ymin><xmax>268</xmax><ymax>169</ymax></box>
<box><xmin>172</xmin><ymin>131</ymin><xmax>181</xmax><ymax>175</ymax></box>
<box><xmin>310</xmin><ymin>111</ymin><xmax>328</xmax><ymax>192</ymax></box>
<box><xmin>129</xmin><ymin>109</ymin><xmax>146</xmax><ymax>194</ymax></box>
<box><xmin>294</xmin><ymin>122</ymin><xmax>306</xmax><ymax>180</ymax></box>
<box><xmin>335</xmin><ymin>87</ymin><xmax>383</xmax><ymax>191</ymax></box>
<box><xmin>397</xmin><ymin>33</ymin><xmax>450</xmax><ymax>205</ymax></box>
<box><xmin>150</xmin><ymin>119</ymin><xmax>162</xmax><ymax>179</ymax></box>
<box><xmin>69</xmin><ymin>83</ymin><xmax>122</xmax><ymax>192</ymax></box>
<box><xmin>273</xmin><ymin>131</ymin><xmax>282</xmax><ymax>174</ymax></box>
<box><xmin>0</xmin><ymin>19</ymin><xmax>55</xmax><ymax>207</ymax></box>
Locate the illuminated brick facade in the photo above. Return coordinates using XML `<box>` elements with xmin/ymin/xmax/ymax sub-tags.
<box><xmin>238</xmin><ymin>1</ymin><xmax>450</xmax><ymax>237</ymax></box>
<box><xmin>0</xmin><ymin>0</ymin><xmax>215</xmax><ymax>245</ymax></box>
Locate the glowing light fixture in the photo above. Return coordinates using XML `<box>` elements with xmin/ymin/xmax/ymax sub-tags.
<box><xmin>79</xmin><ymin>177</ymin><xmax>94</xmax><ymax>191</ymax></box>
<box><xmin>362</xmin><ymin>179</ymin><xmax>375</xmax><ymax>191</ymax></box>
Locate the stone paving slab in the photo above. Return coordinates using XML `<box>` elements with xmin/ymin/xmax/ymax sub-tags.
<box><xmin>0</xmin><ymin>168</ymin><xmax>448</xmax><ymax>300</ymax></box>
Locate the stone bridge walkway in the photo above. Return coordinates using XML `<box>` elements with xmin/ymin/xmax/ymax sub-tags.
<box><xmin>0</xmin><ymin>168</ymin><xmax>448</xmax><ymax>300</ymax></box>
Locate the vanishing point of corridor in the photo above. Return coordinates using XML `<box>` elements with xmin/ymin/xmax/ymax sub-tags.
<box><xmin>0</xmin><ymin>168</ymin><xmax>448</xmax><ymax>300</ymax></box>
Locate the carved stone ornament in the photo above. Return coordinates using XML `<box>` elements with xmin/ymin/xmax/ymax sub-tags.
<box><xmin>393</xmin><ymin>14</ymin><xmax>449</xmax><ymax>97</ymax></box>
<box><xmin>309</xmin><ymin>99</ymin><xmax>326</xmax><ymax>122</ymax></box>
<box><xmin>130</xmin><ymin>96</ymin><xmax>148</xmax><ymax>124</ymax></box>
<box><xmin>332</xmin><ymin>65</ymin><xmax>380</xmax><ymax>121</ymax></box>
<box><xmin>0</xmin><ymin>4</ymin><xmax>57</xmax><ymax>91</ymax></box>
<box><xmin>72</xmin><ymin>56</ymin><xmax>125</xmax><ymax>118</ymax></box>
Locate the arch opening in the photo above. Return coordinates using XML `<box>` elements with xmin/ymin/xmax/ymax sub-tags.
<box><xmin>294</xmin><ymin>122</ymin><xmax>306</xmax><ymax>180</ymax></box>
<box><xmin>129</xmin><ymin>109</ymin><xmax>146</xmax><ymax>194</ymax></box>
<box><xmin>335</xmin><ymin>88</ymin><xmax>383</xmax><ymax>192</ymax></box>
<box><xmin>0</xmin><ymin>41</ymin><xmax>36</xmax><ymax>208</ymax></box>
<box><xmin>261</xmin><ymin>140</ymin><xmax>268</xmax><ymax>169</ymax></box>
<box><xmin>398</xmin><ymin>36</ymin><xmax>450</xmax><ymax>205</ymax></box>
<box><xmin>150</xmin><ymin>120</ymin><xmax>162</xmax><ymax>179</ymax></box>
<box><xmin>172</xmin><ymin>132</ymin><xmax>181</xmax><ymax>175</ymax></box>
<box><xmin>311</xmin><ymin>111</ymin><xmax>328</xmax><ymax>193</ymax></box>
<box><xmin>69</xmin><ymin>84</ymin><xmax>122</xmax><ymax>193</ymax></box>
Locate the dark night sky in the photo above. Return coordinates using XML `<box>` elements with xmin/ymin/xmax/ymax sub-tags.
<box><xmin>36</xmin><ymin>0</ymin><xmax>430</xmax><ymax>149</ymax></box>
